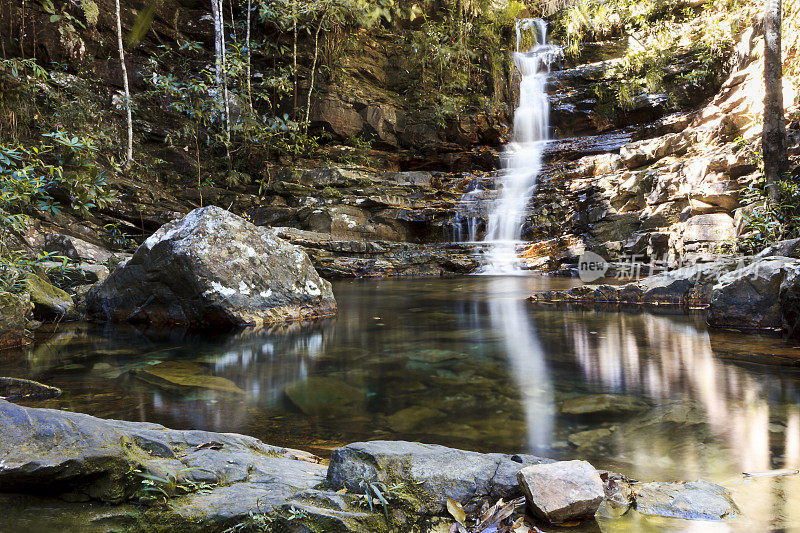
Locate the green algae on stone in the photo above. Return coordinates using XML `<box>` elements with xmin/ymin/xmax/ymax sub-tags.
<box><xmin>25</xmin><ymin>274</ymin><xmax>75</xmax><ymax>320</ymax></box>
<box><xmin>136</xmin><ymin>361</ymin><xmax>245</xmax><ymax>394</ymax></box>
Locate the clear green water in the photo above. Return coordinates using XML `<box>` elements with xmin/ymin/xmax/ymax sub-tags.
<box><xmin>4</xmin><ymin>276</ymin><xmax>800</xmax><ymax>530</ymax></box>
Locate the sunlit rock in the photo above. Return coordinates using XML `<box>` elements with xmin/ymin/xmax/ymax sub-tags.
<box><xmin>517</xmin><ymin>459</ymin><xmax>605</xmax><ymax>523</ymax></box>
<box><xmin>632</xmin><ymin>479</ymin><xmax>739</xmax><ymax>520</ymax></box>
<box><xmin>86</xmin><ymin>206</ymin><xmax>336</xmax><ymax>327</ymax></box>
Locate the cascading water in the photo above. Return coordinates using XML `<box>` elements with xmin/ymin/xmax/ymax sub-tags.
<box><xmin>480</xmin><ymin>18</ymin><xmax>560</xmax><ymax>274</ymax></box>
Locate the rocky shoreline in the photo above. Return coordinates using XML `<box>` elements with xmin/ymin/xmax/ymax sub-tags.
<box><xmin>0</xmin><ymin>399</ymin><xmax>741</xmax><ymax>532</ymax></box>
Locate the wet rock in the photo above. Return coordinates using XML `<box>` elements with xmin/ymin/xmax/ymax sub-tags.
<box><xmin>135</xmin><ymin>361</ymin><xmax>245</xmax><ymax>394</ymax></box>
<box><xmin>86</xmin><ymin>206</ymin><xmax>336</xmax><ymax>327</ymax></box>
<box><xmin>517</xmin><ymin>460</ymin><xmax>605</xmax><ymax>524</ymax></box>
<box><xmin>561</xmin><ymin>394</ymin><xmax>648</xmax><ymax>419</ymax></box>
<box><xmin>0</xmin><ymin>377</ymin><xmax>61</xmax><ymax>400</ymax></box>
<box><xmin>780</xmin><ymin>265</ymin><xmax>800</xmax><ymax>337</ymax></box>
<box><xmin>633</xmin><ymin>479</ymin><xmax>739</xmax><ymax>520</ymax></box>
<box><xmin>284</xmin><ymin>377</ymin><xmax>366</xmax><ymax>416</ymax></box>
<box><xmin>707</xmin><ymin>256</ymin><xmax>799</xmax><ymax>330</ymax></box>
<box><xmin>0</xmin><ymin>399</ymin><xmax>324</xmax><ymax>505</ymax></box>
<box><xmin>327</xmin><ymin>440</ymin><xmax>551</xmax><ymax>514</ymax></box>
<box><xmin>25</xmin><ymin>274</ymin><xmax>75</xmax><ymax>321</ymax></box>
<box><xmin>43</xmin><ymin>233</ymin><xmax>114</xmax><ymax>264</ymax></box>
<box><xmin>0</xmin><ymin>292</ymin><xmax>31</xmax><ymax>349</ymax></box>
<box><xmin>597</xmin><ymin>472</ymin><xmax>633</xmax><ymax>519</ymax></box>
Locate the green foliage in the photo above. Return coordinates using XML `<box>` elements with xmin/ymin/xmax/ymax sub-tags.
<box><xmin>356</xmin><ymin>476</ymin><xmax>407</xmax><ymax>519</ymax></box>
<box><xmin>0</xmin><ymin>251</ymin><xmax>68</xmax><ymax>294</ymax></box>
<box><xmin>133</xmin><ymin>469</ymin><xmax>218</xmax><ymax>506</ymax></box>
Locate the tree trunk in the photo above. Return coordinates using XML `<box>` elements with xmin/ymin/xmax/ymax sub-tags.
<box><xmin>211</xmin><ymin>0</ymin><xmax>222</xmax><ymax>88</ymax></box>
<box><xmin>114</xmin><ymin>0</ymin><xmax>133</xmax><ymax>166</ymax></box>
<box><xmin>763</xmin><ymin>0</ymin><xmax>788</xmax><ymax>203</ymax></box>
<box><xmin>292</xmin><ymin>0</ymin><xmax>297</xmax><ymax>121</ymax></box>
<box><xmin>246</xmin><ymin>0</ymin><xmax>252</xmax><ymax>112</ymax></box>
<box><xmin>304</xmin><ymin>9</ymin><xmax>327</xmax><ymax>127</ymax></box>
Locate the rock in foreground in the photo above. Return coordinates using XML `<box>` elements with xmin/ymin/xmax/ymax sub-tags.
<box><xmin>633</xmin><ymin>479</ymin><xmax>739</xmax><ymax>520</ymax></box>
<box><xmin>86</xmin><ymin>206</ymin><xmax>336</xmax><ymax>327</ymax></box>
<box><xmin>327</xmin><ymin>440</ymin><xmax>552</xmax><ymax>514</ymax></box>
<box><xmin>517</xmin><ymin>460</ymin><xmax>605</xmax><ymax>524</ymax></box>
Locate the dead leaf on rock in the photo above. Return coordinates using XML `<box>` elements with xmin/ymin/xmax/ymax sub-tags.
<box><xmin>194</xmin><ymin>441</ymin><xmax>224</xmax><ymax>451</ymax></box>
<box><xmin>447</xmin><ymin>497</ymin><xmax>467</xmax><ymax>525</ymax></box>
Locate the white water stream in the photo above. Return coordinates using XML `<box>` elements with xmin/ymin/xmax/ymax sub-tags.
<box><xmin>480</xmin><ymin>19</ymin><xmax>560</xmax><ymax>274</ymax></box>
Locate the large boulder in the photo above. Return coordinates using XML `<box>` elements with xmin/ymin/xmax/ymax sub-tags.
<box><xmin>707</xmin><ymin>256</ymin><xmax>798</xmax><ymax>330</ymax></box>
<box><xmin>0</xmin><ymin>292</ymin><xmax>32</xmax><ymax>349</ymax></box>
<box><xmin>326</xmin><ymin>441</ymin><xmax>551</xmax><ymax>514</ymax></box>
<box><xmin>516</xmin><ymin>460</ymin><xmax>605</xmax><ymax>524</ymax></box>
<box><xmin>43</xmin><ymin>233</ymin><xmax>114</xmax><ymax>264</ymax></box>
<box><xmin>86</xmin><ymin>206</ymin><xmax>336</xmax><ymax>327</ymax></box>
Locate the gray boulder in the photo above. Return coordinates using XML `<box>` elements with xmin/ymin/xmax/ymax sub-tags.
<box><xmin>43</xmin><ymin>233</ymin><xmax>114</xmax><ymax>264</ymax></box>
<box><xmin>516</xmin><ymin>460</ymin><xmax>605</xmax><ymax>523</ymax></box>
<box><xmin>86</xmin><ymin>206</ymin><xmax>336</xmax><ymax>327</ymax></box>
<box><xmin>633</xmin><ymin>479</ymin><xmax>739</xmax><ymax>520</ymax></box>
<box><xmin>707</xmin><ymin>256</ymin><xmax>799</xmax><ymax>330</ymax></box>
<box><xmin>326</xmin><ymin>440</ymin><xmax>551</xmax><ymax>514</ymax></box>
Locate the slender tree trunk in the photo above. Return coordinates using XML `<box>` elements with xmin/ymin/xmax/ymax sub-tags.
<box><xmin>292</xmin><ymin>0</ymin><xmax>297</xmax><ymax>120</ymax></box>
<box><xmin>763</xmin><ymin>0</ymin><xmax>788</xmax><ymax>203</ymax></box>
<box><xmin>246</xmin><ymin>0</ymin><xmax>252</xmax><ymax>112</ymax></box>
<box><xmin>219</xmin><ymin>0</ymin><xmax>231</xmax><ymax>162</ymax></box>
<box><xmin>211</xmin><ymin>0</ymin><xmax>222</xmax><ymax>88</ymax></box>
<box><xmin>115</xmin><ymin>0</ymin><xmax>133</xmax><ymax>166</ymax></box>
<box><xmin>305</xmin><ymin>9</ymin><xmax>327</xmax><ymax>127</ymax></box>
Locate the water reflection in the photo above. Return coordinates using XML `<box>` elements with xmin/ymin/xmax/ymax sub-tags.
<box><xmin>6</xmin><ymin>277</ymin><xmax>800</xmax><ymax>527</ymax></box>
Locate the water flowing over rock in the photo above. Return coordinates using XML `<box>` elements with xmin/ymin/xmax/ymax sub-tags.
<box><xmin>86</xmin><ymin>206</ymin><xmax>336</xmax><ymax>327</ymax></box>
<box><xmin>482</xmin><ymin>19</ymin><xmax>559</xmax><ymax>273</ymax></box>
<box><xmin>517</xmin><ymin>460</ymin><xmax>605</xmax><ymax>523</ymax></box>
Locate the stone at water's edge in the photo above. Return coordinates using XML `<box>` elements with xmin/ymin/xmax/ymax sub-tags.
<box><xmin>25</xmin><ymin>273</ymin><xmax>76</xmax><ymax>321</ymax></box>
<box><xmin>327</xmin><ymin>440</ymin><xmax>552</xmax><ymax>514</ymax></box>
<box><xmin>517</xmin><ymin>460</ymin><xmax>605</xmax><ymax>524</ymax></box>
<box><xmin>633</xmin><ymin>479</ymin><xmax>739</xmax><ymax>520</ymax></box>
<box><xmin>0</xmin><ymin>377</ymin><xmax>61</xmax><ymax>400</ymax></box>
<box><xmin>86</xmin><ymin>206</ymin><xmax>337</xmax><ymax>327</ymax></box>
<box><xmin>707</xmin><ymin>256</ymin><xmax>800</xmax><ymax>329</ymax></box>
<box><xmin>561</xmin><ymin>393</ymin><xmax>648</xmax><ymax>419</ymax></box>
<box><xmin>0</xmin><ymin>292</ymin><xmax>31</xmax><ymax>349</ymax></box>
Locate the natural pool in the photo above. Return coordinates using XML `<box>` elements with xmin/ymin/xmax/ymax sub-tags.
<box><xmin>4</xmin><ymin>276</ymin><xmax>800</xmax><ymax>530</ymax></box>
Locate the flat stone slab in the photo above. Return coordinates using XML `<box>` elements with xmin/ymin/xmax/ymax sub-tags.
<box><xmin>327</xmin><ymin>440</ymin><xmax>552</xmax><ymax>514</ymax></box>
<box><xmin>517</xmin><ymin>460</ymin><xmax>605</xmax><ymax>524</ymax></box>
<box><xmin>633</xmin><ymin>479</ymin><xmax>740</xmax><ymax>520</ymax></box>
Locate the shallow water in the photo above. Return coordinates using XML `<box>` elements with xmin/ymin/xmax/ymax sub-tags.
<box><xmin>4</xmin><ymin>276</ymin><xmax>800</xmax><ymax>530</ymax></box>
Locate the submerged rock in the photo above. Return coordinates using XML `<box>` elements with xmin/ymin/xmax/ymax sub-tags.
<box><xmin>327</xmin><ymin>441</ymin><xmax>551</xmax><ymax>514</ymax></box>
<box><xmin>561</xmin><ymin>394</ymin><xmax>648</xmax><ymax>419</ymax></box>
<box><xmin>284</xmin><ymin>376</ymin><xmax>366</xmax><ymax>416</ymax></box>
<box><xmin>86</xmin><ymin>206</ymin><xmax>337</xmax><ymax>327</ymax></box>
<box><xmin>135</xmin><ymin>361</ymin><xmax>245</xmax><ymax>394</ymax></box>
<box><xmin>0</xmin><ymin>292</ymin><xmax>31</xmax><ymax>349</ymax></box>
<box><xmin>517</xmin><ymin>460</ymin><xmax>605</xmax><ymax>524</ymax></box>
<box><xmin>632</xmin><ymin>479</ymin><xmax>739</xmax><ymax>520</ymax></box>
<box><xmin>0</xmin><ymin>377</ymin><xmax>61</xmax><ymax>400</ymax></box>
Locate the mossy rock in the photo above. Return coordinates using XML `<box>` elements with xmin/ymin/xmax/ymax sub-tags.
<box><xmin>135</xmin><ymin>361</ymin><xmax>245</xmax><ymax>395</ymax></box>
<box><xmin>25</xmin><ymin>274</ymin><xmax>75</xmax><ymax>320</ymax></box>
<box><xmin>0</xmin><ymin>292</ymin><xmax>32</xmax><ymax>349</ymax></box>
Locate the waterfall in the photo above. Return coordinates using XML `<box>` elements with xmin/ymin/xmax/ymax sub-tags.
<box><xmin>481</xmin><ymin>18</ymin><xmax>559</xmax><ymax>274</ymax></box>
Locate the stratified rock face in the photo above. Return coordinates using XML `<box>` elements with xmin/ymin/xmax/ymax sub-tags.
<box><xmin>633</xmin><ymin>479</ymin><xmax>739</xmax><ymax>520</ymax></box>
<box><xmin>0</xmin><ymin>292</ymin><xmax>31</xmax><ymax>349</ymax></box>
<box><xmin>707</xmin><ymin>256</ymin><xmax>799</xmax><ymax>329</ymax></box>
<box><xmin>516</xmin><ymin>460</ymin><xmax>605</xmax><ymax>524</ymax></box>
<box><xmin>86</xmin><ymin>206</ymin><xmax>336</xmax><ymax>327</ymax></box>
<box><xmin>327</xmin><ymin>440</ymin><xmax>552</xmax><ymax>514</ymax></box>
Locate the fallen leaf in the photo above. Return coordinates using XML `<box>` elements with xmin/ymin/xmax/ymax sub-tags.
<box><xmin>447</xmin><ymin>498</ymin><xmax>467</xmax><ymax>525</ymax></box>
<box><xmin>194</xmin><ymin>441</ymin><xmax>224</xmax><ymax>451</ymax></box>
